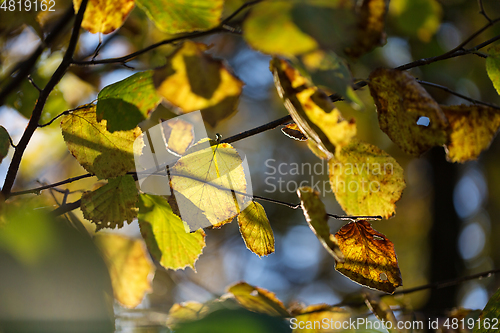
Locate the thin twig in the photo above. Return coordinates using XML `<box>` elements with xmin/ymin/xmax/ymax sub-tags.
<box><xmin>38</xmin><ymin>102</ymin><xmax>96</xmax><ymax>127</ymax></box>
<box><xmin>9</xmin><ymin>173</ymin><xmax>93</xmax><ymax>197</ymax></box>
<box><xmin>27</xmin><ymin>75</ymin><xmax>42</xmax><ymax>93</ymax></box>
<box><xmin>477</xmin><ymin>0</ymin><xmax>492</xmax><ymax>22</ymax></box>
<box><xmin>1</xmin><ymin>0</ymin><xmax>89</xmax><ymax>198</ymax></box>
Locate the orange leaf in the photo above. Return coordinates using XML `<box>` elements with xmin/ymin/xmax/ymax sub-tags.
<box><xmin>334</xmin><ymin>220</ymin><xmax>402</xmax><ymax>293</ymax></box>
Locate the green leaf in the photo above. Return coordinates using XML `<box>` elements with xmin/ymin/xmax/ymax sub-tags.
<box><xmin>0</xmin><ymin>126</ymin><xmax>10</xmax><ymax>164</ymax></box>
<box><xmin>60</xmin><ymin>104</ymin><xmax>142</xmax><ymax>179</ymax></box>
<box><xmin>389</xmin><ymin>0</ymin><xmax>442</xmax><ymax>42</ymax></box>
<box><xmin>135</xmin><ymin>0</ymin><xmax>223</xmax><ymax>34</ymax></box>
<box><xmin>328</xmin><ymin>139</ymin><xmax>406</xmax><ymax>219</ymax></box>
<box><xmin>474</xmin><ymin>287</ymin><xmax>500</xmax><ymax>333</ymax></box>
<box><xmin>237</xmin><ymin>202</ymin><xmax>275</xmax><ymax>257</ymax></box>
<box><xmin>80</xmin><ymin>175</ymin><xmax>139</xmax><ymax>231</ymax></box>
<box><xmin>94</xmin><ymin>234</ymin><xmax>155</xmax><ymax>308</ymax></box>
<box><xmin>486</xmin><ymin>45</ymin><xmax>500</xmax><ymax>96</ymax></box>
<box><xmin>228</xmin><ymin>282</ymin><xmax>289</xmax><ymax>317</ymax></box>
<box><xmin>296</xmin><ymin>186</ymin><xmax>344</xmax><ymax>262</ymax></box>
<box><xmin>138</xmin><ymin>194</ymin><xmax>206</xmax><ymax>271</ymax></box>
<box><xmin>97</xmin><ymin>71</ymin><xmax>162</xmax><ymax>132</ymax></box>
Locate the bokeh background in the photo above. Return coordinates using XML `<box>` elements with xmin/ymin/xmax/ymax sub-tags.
<box><xmin>2</xmin><ymin>0</ymin><xmax>500</xmax><ymax>331</ymax></box>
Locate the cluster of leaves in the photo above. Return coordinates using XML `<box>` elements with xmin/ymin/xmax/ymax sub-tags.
<box><xmin>2</xmin><ymin>0</ymin><xmax>500</xmax><ymax>330</ymax></box>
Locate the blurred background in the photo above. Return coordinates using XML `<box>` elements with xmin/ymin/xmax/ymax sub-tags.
<box><xmin>2</xmin><ymin>0</ymin><xmax>500</xmax><ymax>331</ymax></box>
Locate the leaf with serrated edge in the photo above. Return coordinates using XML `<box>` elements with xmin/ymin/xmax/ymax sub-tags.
<box><xmin>73</xmin><ymin>0</ymin><xmax>134</xmax><ymax>34</ymax></box>
<box><xmin>0</xmin><ymin>126</ymin><xmax>10</xmax><ymax>164</ymax></box>
<box><xmin>97</xmin><ymin>71</ymin><xmax>162</xmax><ymax>132</ymax></box>
<box><xmin>135</xmin><ymin>0</ymin><xmax>223</xmax><ymax>34</ymax></box>
<box><xmin>228</xmin><ymin>282</ymin><xmax>289</xmax><ymax>317</ymax></box>
<box><xmin>61</xmin><ymin>104</ymin><xmax>142</xmax><ymax>179</ymax></box>
<box><xmin>369</xmin><ymin>68</ymin><xmax>448</xmax><ymax>156</ymax></box>
<box><xmin>154</xmin><ymin>41</ymin><xmax>243</xmax><ymax>127</ymax></box>
<box><xmin>329</xmin><ymin>139</ymin><xmax>405</xmax><ymax>218</ymax></box>
<box><xmin>81</xmin><ymin>175</ymin><xmax>138</xmax><ymax>231</ymax></box>
<box><xmin>271</xmin><ymin>58</ymin><xmax>356</xmax><ymax>159</ymax></box>
<box><xmin>138</xmin><ymin>194</ymin><xmax>205</xmax><ymax>271</ymax></box>
<box><xmin>297</xmin><ymin>186</ymin><xmax>343</xmax><ymax>262</ymax></box>
<box><xmin>335</xmin><ymin>220</ymin><xmax>402</xmax><ymax>293</ymax></box>
<box><xmin>170</xmin><ymin>138</ymin><xmax>250</xmax><ymax>232</ymax></box>
<box><xmin>238</xmin><ymin>202</ymin><xmax>275</xmax><ymax>257</ymax></box>
<box><xmin>443</xmin><ymin>104</ymin><xmax>500</xmax><ymax>163</ymax></box>
<box><xmin>94</xmin><ymin>234</ymin><xmax>155</xmax><ymax>308</ymax></box>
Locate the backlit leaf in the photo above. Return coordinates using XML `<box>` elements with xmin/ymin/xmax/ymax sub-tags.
<box><xmin>135</xmin><ymin>0</ymin><xmax>223</xmax><ymax>34</ymax></box>
<box><xmin>292</xmin><ymin>305</ymin><xmax>351</xmax><ymax>333</ymax></box>
<box><xmin>271</xmin><ymin>58</ymin><xmax>356</xmax><ymax>159</ymax></box>
<box><xmin>442</xmin><ymin>104</ymin><xmax>500</xmax><ymax>163</ymax></box>
<box><xmin>97</xmin><ymin>71</ymin><xmax>162</xmax><ymax>132</ymax></box>
<box><xmin>163</xmin><ymin>118</ymin><xmax>195</xmax><ymax>156</ymax></box>
<box><xmin>329</xmin><ymin>139</ymin><xmax>405</xmax><ymax>219</ymax></box>
<box><xmin>60</xmin><ymin>104</ymin><xmax>142</xmax><ymax>179</ymax></box>
<box><xmin>80</xmin><ymin>175</ymin><xmax>138</xmax><ymax>231</ymax></box>
<box><xmin>228</xmin><ymin>282</ymin><xmax>289</xmax><ymax>317</ymax></box>
<box><xmin>345</xmin><ymin>0</ymin><xmax>389</xmax><ymax>58</ymax></box>
<box><xmin>0</xmin><ymin>126</ymin><xmax>10</xmax><ymax>164</ymax></box>
<box><xmin>138</xmin><ymin>194</ymin><xmax>206</xmax><ymax>271</ymax></box>
<box><xmin>335</xmin><ymin>220</ymin><xmax>402</xmax><ymax>293</ymax></box>
<box><xmin>154</xmin><ymin>41</ymin><xmax>243</xmax><ymax>127</ymax></box>
<box><xmin>170</xmin><ymin>138</ymin><xmax>250</xmax><ymax>232</ymax></box>
<box><xmin>389</xmin><ymin>0</ymin><xmax>442</xmax><ymax>42</ymax></box>
<box><xmin>486</xmin><ymin>45</ymin><xmax>500</xmax><ymax>96</ymax></box>
<box><xmin>94</xmin><ymin>234</ymin><xmax>155</xmax><ymax>308</ymax></box>
<box><xmin>474</xmin><ymin>287</ymin><xmax>500</xmax><ymax>333</ymax></box>
<box><xmin>297</xmin><ymin>186</ymin><xmax>343</xmax><ymax>262</ymax></box>
<box><xmin>73</xmin><ymin>0</ymin><xmax>134</xmax><ymax>34</ymax></box>
<box><xmin>166</xmin><ymin>301</ymin><xmax>208</xmax><ymax>328</ymax></box>
<box><xmin>369</xmin><ymin>68</ymin><xmax>448</xmax><ymax>156</ymax></box>
<box><xmin>237</xmin><ymin>201</ymin><xmax>275</xmax><ymax>257</ymax></box>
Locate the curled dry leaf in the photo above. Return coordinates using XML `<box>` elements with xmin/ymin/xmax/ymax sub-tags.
<box><xmin>334</xmin><ymin>220</ymin><xmax>402</xmax><ymax>294</ymax></box>
<box><xmin>369</xmin><ymin>68</ymin><xmax>448</xmax><ymax>156</ymax></box>
<box><xmin>442</xmin><ymin>104</ymin><xmax>500</xmax><ymax>163</ymax></box>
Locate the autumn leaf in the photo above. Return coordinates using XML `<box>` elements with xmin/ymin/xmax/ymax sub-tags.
<box><xmin>271</xmin><ymin>58</ymin><xmax>356</xmax><ymax>159</ymax></box>
<box><xmin>474</xmin><ymin>287</ymin><xmax>500</xmax><ymax>333</ymax></box>
<box><xmin>486</xmin><ymin>45</ymin><xmax>500</xmax><ymax>96</ymax></box>
<box><xmin>389</xmin><ymin>0</ymin><xmax>442</xmax><ymax>42</ymax></box>
<box><xmin>292</xmin><ymin>305</ymin><xmax>351</xmax><ymax>333</ymax></box>
<box><xmin>0</xmin><ymin>126</ymin><xmax>10</xmax><ymax>164</ymax></box>
<box><xmin>228</xmin><ymin>282</ymin><xmax>289</xmax><ymax>317</ymax></box>
<box><xmin>335</xmin><ymin>220</ymin><xmax>402</xmax><ymax>294</ymax></box>
<box><xmin>170</xmin><ymin>138</ymin><xmax>251</xmax><ymax>232</ymax></box>
<box><xmin>135</xmin><ymin>0</ymin><xmax>223</xmax><ymax>34</ymax></box>
<box><xmin>80</xmin><ymin>175</ymin><xmax>138</xmax><ymax>231</ymax></box>
<box><xmin>163</xmin><ymin>118</ymin><xmax>195</xmax><ymax>156</ymax></box>
<box><xmin>166</xmin><ymin>301</ymin><xmax>208</xmax><ymax>328</ymax></box>
<box><xmin>297</xmin><ymin>186</ymin><xmax>343</xmax><ymax>262</ymax></box>
<box><xmin>364</xmin><ymin>294</ymin><xmax>398</xmax><ymax>329</ymax></box>
<box><xmin>94</xmin><ymin>234</ymin><xmax>155</xmax><ymax>308</ymax></box>
<box><xmin>237</xmin><ymin>201</ymin><xmax>275</xmax><ymax>257</ymax></box>
<box><xmin>97</xmin><ymin>71</ymin><xmax>162</xmax><ymax>132</ymax></box>
<box><xmin>154</xmin><ymin>41</ymin><xmax>243</xmax><ymax>127</ymax></box>
<box><xmin>442</xmin><ymin>104</ymin><xmax>500</xmax><ymax>163</ymax></box>
<box><xmin>345</xmin><ymin>0</ymin><xmax>389</xmax><ymax>58</ymax></box>
<box><xmin>329</xmin><ymin>139</ymin><xmax>405</xmax><ymax>219</ymax></box>
<box><xmin>369</xmin><ymin>68</ymin><xmax>448</xmax><ymax>156</ymax></box>
<box><xmin>73</xmin><ymin>0</ymin><xmax>134</xmax><ymax>34</ymax></box>
<box><xmin>60</xmin><ymin>104</ymin><xmax>142</xmax><ymax>179</ymax></box>
<box><xmin>282</xmin><ymin>123</ymin><xmax>307</xmax><ymax>141</ymax></box>
<box><xmin>138</xmin><ymin>194</ymin><xmax>206</xmax><ymax>271</ymax></box>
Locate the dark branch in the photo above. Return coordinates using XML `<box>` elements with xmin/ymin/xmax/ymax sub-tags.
<box><xmin>27</xmin><ymin>75</ymin><xmax>42</xmax><ymax>93</ymax></box>
<box><xmin>9</xmin><ymin>173</ymin><xmax>93</xmax><ymax>197</ymax></box>
<box><xmin>477</xmin><ymin>0</ymin><xmax>492</xmax><ymax>22</ymax></box>
<box><xmin>1</xmin><ymin>0</ymin><xmax>88</xmax><ymax>198</ymax></box>
<box><xmin>38</xmin><ymin>103</ymin><xmax>96</xmax><ymax>128</ymax></box>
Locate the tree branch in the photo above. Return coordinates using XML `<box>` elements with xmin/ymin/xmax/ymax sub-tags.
<box><xmin>1</xmin><ymin>0</ymin><xmax>89</xmax><ymax>198</ymax></box>
<box><xmin>8</xmin><ymin>173</ymin><xmax>93</xmax><ymax>197</ymax></box>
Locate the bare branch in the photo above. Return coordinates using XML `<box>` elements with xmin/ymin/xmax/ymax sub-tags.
<box><xmin>477</xmin><ymin>0</ymin><xmax>492</xmax><ymax>22</ymax></box>
<box><xmin>27</xmin><ymin>75</ymin><xmax>42</xmax><ymax>93</ymax></box>
<box><xmin>9</xmin><ymin>173</ymin><xmax>93</xmax><ymax>197</ymax></box>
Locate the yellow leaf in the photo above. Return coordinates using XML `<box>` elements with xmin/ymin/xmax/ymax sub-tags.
<box><xmin>154</xmin><ymin>41</ymin><xmax>243</xmax><ymax>127</ymax></box>
<box><xmin>94</xmin><ymin>234</ymin><xmax>155</xmax><ymax>308</ymax></box>
<box><xmin>73</xmin><ymin>0</ymin><xmax>135</xmax><ymax>34</ymax></box>
<box><xmin>442</xmin><ymin>104</ymin><xmax>500</xmax><ymax>163</ymax></box>
<box><xmin>80</xmin><ymin>175</ymin><xmax>138</xmax><ymax>231</ymax></box>
<box><xmin>166</xmin><ymin>301</ymin><xmax>208</xmax><ymax>328</ymax></box>
<box><xmin>292</xmin><ymin>305</ymin><xmax>351</xmax><ymax>333</ymax></box>
<box><xmin>297</xmin><ymin>186</ymin><xmax>343</xmax><ymax>262</ymax></box>
<box><xmin>228</xmin><ymin>282</ymin><xmax>289</xmax><ymax>317</ymax></box>
<box><xmin>364</xmin><ymin>294</ymin><xmax>398</xmax><ymax>330</ymax></box>
<box><xmin>170</xmin><ymin>139</ymin><xmax>250</xmax><ymax>232</ymax></box>
<box><xmin>369</xmin><ymin>68</ymin><xmax>448</xmax><ymax>156</ymax></box>
<box><xmin>328</xmin><ymin>139</ymin><xmax>405</xmax><ymax>219</ymax></box>
<box><xmin>61</xmin><ymin>104</ymin><xmax>142</xmax><ymax>179</ymax></box>
<box><xmin>163</xmin><ymin>118</ymin><xmax>195</xmax><ymax>156</ymax></box>
<box><xmin>271</xmin><ymin>58</ymin><xmax>356</xmax><ymax>159</ymax></box>
<box><xmin>238</xmin><ymin>202</ymin><xmax>275</xmax><ymax>257</ymax></box>
<box><xmin>335</xmin><ymin>220</ymin><xmax>402</xmax><ymax>293</ymax></box>
<box><xmin>138</xmin><ymin>194</ymin><xmax>206</xmax><ymax>271</ymax></box>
